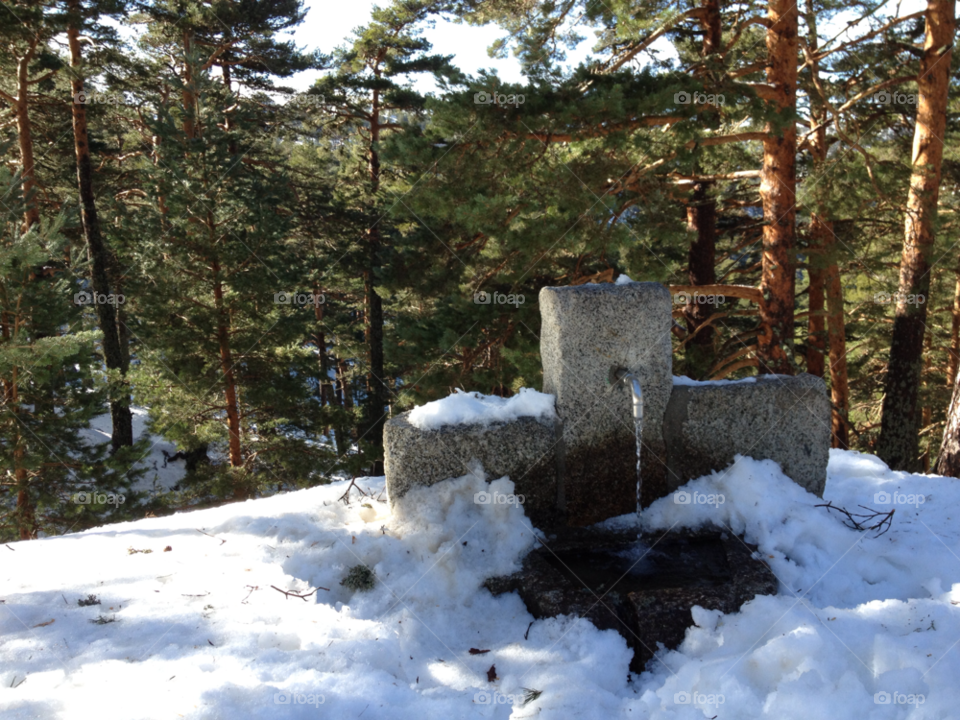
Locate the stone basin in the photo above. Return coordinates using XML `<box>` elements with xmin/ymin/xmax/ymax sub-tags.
<box><xmin>484</xmin><ymin>527</ymin><xmax>778</xmax><ymax>673</ymax></box>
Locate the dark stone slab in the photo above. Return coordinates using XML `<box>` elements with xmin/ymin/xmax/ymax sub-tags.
<box><xmin>484</xmin><ymin>527</ymin><xmax>778</xmax><ymax>673</ymax></box>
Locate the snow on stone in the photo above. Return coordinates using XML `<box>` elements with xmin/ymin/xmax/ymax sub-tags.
<box><xmin>672</xmin><ymin>374</ymin><xmax>757</xmax><ymax>386</ymax></box>
<box><xmin>2</xmin><ymin>451</ymin><xmax>960</xmax><ymax>718</ymax></box>
<box><xmin>407</xmin><ymin>387</ymin><xmax>556</xmax><ymax>430</ymax></box>
<box><xmin>615</xmin><ymin>273</ymin><xmax>635</xmax><ymax>285</ymax></box>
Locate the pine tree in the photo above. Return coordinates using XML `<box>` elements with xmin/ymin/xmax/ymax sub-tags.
<box><xmin>312</xmin><ymin>0</ymin><xmax>462</xmax><ymax>471</ymax></box>
<box><xmin>125</xmin><ymin>62</ymin><xmax>334</xmax><ymax>501</ymax></box>
<box><xmin>0</xmin><ymin>162</ymin><xmax>142</xmax><ymax>541</ymax></box>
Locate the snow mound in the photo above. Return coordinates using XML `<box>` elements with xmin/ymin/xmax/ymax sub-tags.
<box><xmin>407</xmin><ymin>387</ymin><xmax>556</xmax><ymax>430</ymax></box>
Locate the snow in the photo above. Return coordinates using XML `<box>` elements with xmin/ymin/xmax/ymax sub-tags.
<box><xmin>672</xmin><ymin>375</ymin><xmax>758</xmax><ymax>386</ymax></box>
<box><xmin>407</xmin><ymin>388</ymin><xmax>557</xmax><ymax>430</ymax></box>
<box><xmin>615</xmin><ymin>274</ymin><xmax>635</xmax><ymax>285</ymax></box>
<box><xmin>2</xmin><ymin>450</ymin><xmax>960</xmax><ymax>718</ymax></box>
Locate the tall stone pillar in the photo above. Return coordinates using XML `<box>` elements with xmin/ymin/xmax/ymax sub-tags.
<box><xmin>540</xmin><ymin>282</ymin><xmax>673</xmax><ymax>525</ymax></box>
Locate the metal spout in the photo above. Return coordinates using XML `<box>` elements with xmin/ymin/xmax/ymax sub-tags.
<box><xmin>613</xmin><ymin>368</ymin><xmax>643</xmax><ymax>423</ymax></box>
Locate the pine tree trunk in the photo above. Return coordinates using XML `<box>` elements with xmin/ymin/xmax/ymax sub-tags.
<box><xmin>2</xmin><ymin>318</ymin><xmax>33</xmax><ymax>538</ymax></box>
<box><xmin>363</xmin><ymin>90</ymin><xmax>387</xmax><ymax>473</ymax></box>
<box><xmin>212</xmin><ymin>263</ymin><xmax>244</xmax><ymax>483</ymax></box>
<box><xmin>314</xmin><ymin>286</ymin><xmax>329</xmax><ymax>407</ymax></box>
<box><xmin>878</xmin><ymin>0</ymin><xmax>954</xmax><ymax>471</ymax></box>
<box><xmin>825</xmin><ymin>259</ymin><xmax>849</xmax><ymax>447</ymax></box>
<box><xmin>804</xmin><ymin>52</ymin><xmax>827</xmax><ymax>384</ymax></box>
<box><xmin>758</xmin><ymin>0</ymin><xmax>798</xmax><ymax>375</ymax></box>
<box><xmin>182</xmin><ymin>30</ymin><xmax>197</xmax><ymax>139</ymax></box>
<box><xmin>15</xmin><ymin>41</ymin><xmax>40</xmax><ymax>230</ymax></box>
<box><xmin>682</xmin><ymin>1</ymin><xmax>722</xmax><ymax>378</ymax></box>
<box><xmin>684</xmin><ymin>182</ymin><xmax>717</xmax><ymax>377</ymax></box>
<box><xmin>804</xmin><ymin>0</ymin><xmax>848</xmax><ymax>447</ymax></box>
<box><xmin>948</xmin><ymin>262</ymin><xmax>960</xmax><ymax>387</ymax></box>
<box><xmin>806</xmin><ymin>240</ymin><xmax>826</xmax><ymax>377</ymax></box>
<box><xmin>68</xmin><ymin>4</ymin><xmax>133</xmax><ymax>450</ymax></box>
<box><xmin>936</xmin><ymin>367</ymin><xmax>960</xmax><ymax>476</ymax></box>
<box><xmin>335</xmin><ymin>354</ymin><xmax>353</xmax><ymax>456</ymax></box>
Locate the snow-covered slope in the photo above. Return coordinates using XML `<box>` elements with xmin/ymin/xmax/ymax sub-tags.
<box><xmin>1</xmin><ymin>451</ymin><xmax>958</xmax><ymax>719</ymax></box>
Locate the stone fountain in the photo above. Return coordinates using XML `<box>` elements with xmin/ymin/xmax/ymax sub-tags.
<box><xmin>383</xmin><ymin>280</ymin><xmax>830</xmax><ymax>671</ymax></box>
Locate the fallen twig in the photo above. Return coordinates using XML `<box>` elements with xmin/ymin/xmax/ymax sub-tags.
<box><xmin>270</xmin><ymin>585</ymin><xmax>329</xmax><ymax>601</ymax></box>
<box><xmin>339</xmin><ymin>478</ymin><xmax>368</xmax><ymax>504</ymax></box>
<box><xmin>196</xmin><ymin>529</ymin><xmax>227</xmax><ymax>545</ymax></box>
<box><xmin>816</xmin><ymin>502</ymin><xmax>895</xmax><ymax>537</ymax></box>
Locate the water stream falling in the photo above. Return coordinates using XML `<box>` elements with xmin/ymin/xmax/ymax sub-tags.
<box><xmin>615</xmin><ymin>370</ymin><xmax>644</xmax><ymax>537</ymax></box>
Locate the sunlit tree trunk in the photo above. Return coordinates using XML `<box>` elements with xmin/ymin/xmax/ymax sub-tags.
<box><xmin>878</xmin><ymin>0</ymin><xmax>954</xmax><ymax>471</ymax></box>
<box><xmin>758</xmin><ymin>0</ymin><xmax>798</xmax><ymax>375</ymax></box>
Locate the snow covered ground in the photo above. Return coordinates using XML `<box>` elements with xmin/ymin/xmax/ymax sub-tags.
<box><xmin>1</xmin><ymin>450</ymin><xmax>959</xmax><ymax>719</ymax></box>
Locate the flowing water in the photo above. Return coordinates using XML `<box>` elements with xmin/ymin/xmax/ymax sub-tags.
<box><xmin>634</xmin><ymin>417</ymin><xmax>642</xmax><ymax>533</ymax></box>
<box><xmin>617</xmin><ymin>371</ymin><xmax>644</xmax><ymax>537</ymax></box>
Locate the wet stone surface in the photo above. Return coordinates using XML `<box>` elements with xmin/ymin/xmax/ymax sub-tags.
<box><xmin>484</xmin><ymin>527</ymin><xmax>778</xmax><ymax>673</ymax></box>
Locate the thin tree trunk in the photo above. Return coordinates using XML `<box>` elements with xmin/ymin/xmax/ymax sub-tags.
<box><xmin>182</xmin><ymin>30</ymin><xmax>197</xmax><ymax>139</ymax></box>
<box><xmin>921</xmin><ymin>327</ymin><xmax>934</xmax><ymax>472</ymax></box>
<box><xmin>13</xmin><ymin>368</ymin><xmax>30</xmax><ymax>539</ymax></box>
<box><xmin>878</xmin><ymin>0</ymin><xmax>954</xmax><ymax>471</ymax></box>
<box><xmin>758</xmin><ymin>0</ymin><xmax>798</xmax><ymax>375</ymax></box>
<box><xmin>806</xmin><ymin>243</ymin><xmax>826</xmax><ymax>376</ymax></box>
<box><xmin>336</xmin><ymin>355</ymin><xmax>353</xmax><ymax>456</ymax></box>
<box><xmin>684</xmin><ymin>182</ymin><xmax>717</xmax><ymax>377</ymax></box>
<box><xmin>948</xmin><ymin>260</ymin><xmax>960</xmax><ymax>387</ymax></box>
<box><xmin>364</xmin><ymin>89</ymin><xmax>387</xmax><ymax>473</ymax></box>
<box><xmin>15</xmin><ymin>41</ymin><xmax>40</xmax><ymax>230</ymax></box>
<box><xmin>803</xmin><ymin>0</ymin><xmax>849</xmax><ymax>446</ymax></box>
<box><xmin>2</xmin><ymin>315</ymin><xmax>32</xmax><ymax>539</ymax></box>
<box><xmin>212</xmin><ymin>261</ymin><xmax>244</xmax><ymax>482</ymax></box>
<box><xmin>683</xmin><ymin>0</ymin><xmax>722</xmax><ymax>378</ymax></box>
<box><xmin>824</xmin><ymin>260</ymin><xmax>849</xmax><ymax>447</ymax></box>
<box><xmin>936</xmin><ymin>367</ymin><xmax>960</xmax><ymax>476</ymax></box>
<box><xmin>313</xmin><ymin>286</ymin><xmax>329</xmax><ymax>407</ymax></box>
<box><xmin>68</xmin><ymin>3</ymin><xmax>133</xmax><ymax>450</ymax></box>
